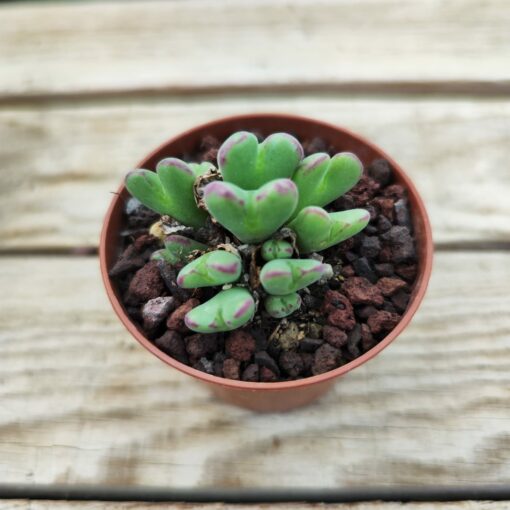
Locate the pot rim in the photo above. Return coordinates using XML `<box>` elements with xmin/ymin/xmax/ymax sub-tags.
<box><xmin>100</xmin><ymin>112</ymin><xmax>433</xmax><ymax>391</ymax></box>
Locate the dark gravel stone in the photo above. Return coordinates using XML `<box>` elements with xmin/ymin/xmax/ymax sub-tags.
<box><xmin>364</xmin><ymin>225</ymin><xmax>378</xmax><ymax>235</ymax></box>
<box><xmin>133</xmin><ymin>234</ymin><xmax>159</xmax><ymax>252</ymax></box>
<box><xmin>323</xmin><ymin>325</ymin><xmax>348</xmax><ymax>348</ymax></box>
<box><xmin>374</xmin><ymin>263</ymin><xmax>394</xmax><ymax>277</ymax></box>
<box><xmin>395</xmin><ymin>263</ymin><xmax>417</xmax><ymax>282</ymax></box>
<box><xmin>250</xmin><ymin>327</ymin><xmax>269</xmax><ymax>352</ymax></box>
<box><xmin>347</xmin><ymin>175</ymin><xmax>381</xmax><ymax>206</ymax></box>
<box><xmin>367</xmin><ymin>310</ymin><xmax>401</xmax><ymax>335</ymax></box>
<box><xmin>312</xmin><ymin>344</ymin><xmax>342</xmax><ymax>375</ymax></box>
<box><xmin>334</xmin><ymin>194</ymin><xmax>357</xmax><ymax>211</ymax></box>
<box><xmin>279</xmin><ymin>351</ymin><xmax>304</xmax><ymax>378</ymax></box>
<box><xmin>213</xmin><ymin>352</ymin><xmax>226</xmax><ymax>377</ymax></box>
<box><xmin>372</xmin><ymin>197</ymin><xmax>395</xmax><ymax>221</ymax></box>
<box><xmin>241</xmin><ymin>364</ymin><xmax>259</xmax><ymax>382</ymax></box>
<box><xmin>299</xmin><ymin>337</ymin><xmax>324</xmax><ymax>352</ymax></box>
<box><xmin>167</xmin><ymin>298</ymin><xmax>200</xmax><ymax>332</ymax></box>
<box><xmin>342</xmin><ymin>277</ymin><xmax>384</xmax><ymax>306</ymax></box>
<box><xmin>126</xmin><ymin>306</ymin><xmax>142</xmax><ymax>322</ymax></box>
<box><xmin>376</xmin><ymin>215</ymin><xmax>393</xmax><ymax>233</ymax></box>
<box><xmin>367</xmin><ymin>158</ymin><xmax>392</xmax><ymax>186</ymax></box>
<box><xmin>154</xmin><ymin>330</ymin><xmax>188</xmax><ymax>364</ymax></box>
<box><xmin>361</xmin><ymin>323</ymin><xmax>376</xmax><ymax>351</ymax></box>
<box><xmin>185</xmin><ymin>333</ymin><xmax>218</xmax><ymax>360</ymax></box>
<box><xmin>346</xmin><ymin>324</ymin><xmax>362</xmax><ymax>360</ymax></box>
<box><xmin>383</xmin><ymin>184</ymin><xmax>405</xmax><ymax>199</ymax></box>
<box><xmin>126</xmin><ymin>260</ymin><xmax>166</xmax><ymax>305</ymax></box>
<box><xmin>302</xmin><ymin>293</ymin><xmax>321</xmax><ymax>310</ymax></box>
<box><xmin>360</xmin><ymin>236</ymin><xmax>381</xmax><ymax>259</ymax></box>
<box><xmin>391</xmin><ymin>290</ymin><xmax>410</xmax><ymax>312</ymax></box>
<box><xmin>394</xmin><ymin>198</ymin><xmax>412</xmax><ymax>228</ymax></box>
<box><xmin>142</xmin><ymin>296</ymin><xmax>178</xmax><ymax>333</ymax></box>
<box><xmin>377</xmin><ymin>277</ymin><xmax>407</xmax><ymax>297</ymax></box>
<box><xmin>382</xmin><ymin>302</ymin><xmax>397</xmax><ymax>313</ymax></box>
<box><xmin>301</xmin><ymin>352</ymin><xmax>314</xmax><ymax>374</ymax></box>
<box><xmin>222</xmin><ymin>358</ymin><xmax>241</xmax><ymax>380</ymax></box>
<box><xmin>356</xmin><ymin>305</ymin><xmax>378</xmax><ymax>321</ymax></box>
<box><xmin>267</xmin><ymin>339</ymin><xmax>282</xmax><ymax>361</ymax></box>
<box><xmin>352</xmin><ymin>257</ymin><xmax>378</xmax><ymax>283</ymax></box>
<box><xmin>378</xmin><ymin>245</ymin><xmax>393</xmax><ymax>263</ymax></box>
<box><xmin>109</xmin><ymin>245</ymin><xmax>146</xmax><ymax>277</ymax></box>
<box><xmin>260</xmin><ymin>366</ymin><xmax>279</xmax><ymax>382</ymax></box>
<box><xmin>225</xmin><ymin>330</ymin><xmax>256</xmax><ymax>361</ymax></box>
<box><xmin>341</xmin><ymin>265</ymin><xmax>356</xmax><ymax>278</ymax></box>
<box><xmin>157</xmin><ymin>260</ymin><xmax>195</xmax><ymax>302</ymax></box>
<box><xmin>322</xmin><ymin>290</ymin><xmax>356</xmax><ymax>330</ymax></box>
<box><xmin>381</xmin><ymin>226</ymin><xmax>416</xmax><ymax>263</ymax></box>
<box><xmin>345</xmin><ymin>251</ymin><xmax>358</xmax><ymax>262</ymax></box>
<box><xmin>254</xmin><ymin>351</ymin><xmax>280</xmax><ymax>376</ymax></box>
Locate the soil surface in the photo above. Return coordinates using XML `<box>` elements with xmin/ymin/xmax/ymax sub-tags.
<box><xmin>109</xmin><ymin>133</ymin><xmax>418</xmax><ymax>382</ymax></box>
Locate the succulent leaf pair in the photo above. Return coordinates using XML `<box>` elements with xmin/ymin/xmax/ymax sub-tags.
<box><xmin>126</xmin><ymin>130</ymin><xmax>369</xmax><ymax>333</ymax></box>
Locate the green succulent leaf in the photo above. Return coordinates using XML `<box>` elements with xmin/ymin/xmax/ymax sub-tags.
<box><xmin>218</xmin><ymin>131</ymin><xmax>303</xmax><ymax>189</ymax></box>
<box><xmin>261</xmin><ymin>239</ymin><xmax>294</xmax><ymax>261</ymax></box>
<box><xmin>177</xmin><ymin>250</ymin><xmax>242</xmax><ymax>288</ymax></box>
<box><xmin>184</xmin><ymin>288</ymin><xmax>256</xmax><ymax>333</ymax></box>
<box><xmin>125</xmin><ymin>169</ymin><xmax>173</xmax><ymax>217</ymax></box>
<box><xmin>151</xmin><ymin>249</ymin><xmax>175</xmax><ymax>264</ymax></box>
<box><xmin>203</xmin><ymin>178</ymin><xmax>298</xmax><ymax>243</ymax></box>
<box><xmin>289</xmin><ymin>207</ymin><xmax>370</xmax><ymax>253</ymax></box>
<box><xmin>291</xmin><ymin>152</ymin><xmax>363</xmax><ymax>216</ymax></box>
<box><xmin>156</xmin><ymin>158</ymin><xmax>209</xmax><ymax>228</ymax></box>
<box><xmin>125</xmin><ymin>158</ymin><xmax>210</xmax><ymax>228</ymax></box>
<box><xmin>189</xmin><ymin>161</ymin><xmax>216</xmax><ymax>175</ymax></box>
<box><xmin>150</xmin><ymin>235</ymin><xmax>208</xmax><ymax>265</ymax></box>
<box><xmin>260</xmin><ymin>259</ymin><xmax>333</xmax><ymax>295</ymax></box>
<box><xmin>265</xmin><ymin>292</ymin><xmax>302</xmax><ymax>318</ymax></box>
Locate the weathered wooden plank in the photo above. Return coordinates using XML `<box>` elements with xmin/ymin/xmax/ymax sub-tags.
<box><xmin>1</xmin><ymin>252</ymin><xmax>510</xmax><ymax>487</ymax></box>
<box><xmin>0</xmin><ymin>0</ymin><xmax>509</xmax><ymax>96</ymax></box>
<box><xmin>0</xmin><ymin>501</ymin><xmax>507</xmax><ymax>510</ymax></box>
<box><xmin>1</xmin><ymin>97</ymin><xmax>509</xmax><ymax>250</ymax></box>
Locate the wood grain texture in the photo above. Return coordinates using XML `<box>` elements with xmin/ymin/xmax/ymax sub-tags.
<box><xmin>1</xmin><ymin>252</ymin><xmax>510</xmax><ymax>488</ymax></box>
<box><xmin>0</xmin><ymin>502</ymin><xmax>507</xmax><ymax>510</ymax></box>
<box><xmin>0</xmin><ymin>0</ymin><xmax>509</xmax><ymax>96</ymax></box>
<box><xmin>1</xmin><ymin>96</ymin><xmax>510</xmax><ymax>250</ymax></box>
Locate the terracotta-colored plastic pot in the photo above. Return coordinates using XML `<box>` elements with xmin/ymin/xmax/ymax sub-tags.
<box><xmin>100</xmin><ymin>113</ymin><xmax>433</xmax><ymax>413</ymax></box>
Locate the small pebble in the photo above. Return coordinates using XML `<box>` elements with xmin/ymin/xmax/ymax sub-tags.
<box><xmin>242</xmin><ymin>364</ymin><xmax>259</xmax><ymax>382</ymax></box>
<box><xmin>279</xmin><ymin>351</ymin><xmax>304</xmax><ymax>378</ymax></box>
<box><xmin>154</xmin><ymin>330</ymin><xmax>189</xmax><ymax>364</ymax></box>
<box><xmin>342</xmin><ymin>277</ymin><xmax>384</xmax><ymax>306</ymax></box>
<box><xmin>167</xmin><ymin>298</ymin><xmax>200</xmax><ymax>332</ymax></box>
<box><xmin>312</xmin><ymin>344</ymin><xmax>342</xmax><ymax>375</ymax></box>
<box><xmin>222</xmin><ymin>358</ymin><xmax>241</xmax><ymax>380</ymax></box>
<box><xmin>225</xmin><ymin>330</ymin><xmax>256</xmax><ymax>361</ymax></box>
<box><xmin>254</xmin><ymin>351</ymin><xmax>280</xmax><ymax>376</ymax></box>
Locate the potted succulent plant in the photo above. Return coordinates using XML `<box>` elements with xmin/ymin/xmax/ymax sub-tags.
<box><xmin>100</xmin><ymin>114</ymin><xmax>433</xmax><ymax>412</ymax></box>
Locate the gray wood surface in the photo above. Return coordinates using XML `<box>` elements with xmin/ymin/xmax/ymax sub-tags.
<box><xmin>1</xmin><ymin>0</ymin><xmax>510</xmax><ymax>502</ymax></box>
<box><xmin>0</xmin><ymin>0</ymin><xmax>509</xmax><ymax>97</ymax></box>
<box><xmin>1</xmin><ymin>253</ymin><xmax>510</xmax><ymax>487</ymax></box>
<box><xmin>0</xmin><ymin>501</ymin><xmax>507</xmax><ymax>510</ymax></box>
<box><xmin>1</xmin><ymin>98</ymin><xmax>510</xmax><ymax>249</ymax></box>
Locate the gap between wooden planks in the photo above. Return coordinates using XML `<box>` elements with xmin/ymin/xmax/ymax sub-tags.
<box><xmin>0</xmin><ymin>502</ymin><xmax>508</xmax><ymax>510</ymax></box>
<box><xmin>1</xmin><ymin>96</ymin><xmax>510</xmax><ymax>250</ymax></box>
<box><xmin>1</xmin><ymin>252</ymin><xmax>510</xmax><ymax>488</ymax></box>
<box><xmin>0</xmin><ymin>0</ymin><xmax>509</xmax><ymax>96</ymax></box>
